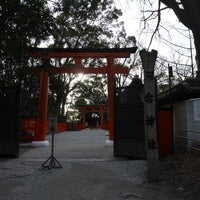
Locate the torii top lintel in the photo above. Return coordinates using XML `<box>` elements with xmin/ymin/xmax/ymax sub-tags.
<box><xmin>28</xmin><ymin>47</ymin><xmax>137</xmax><ymax>59</ymax></box>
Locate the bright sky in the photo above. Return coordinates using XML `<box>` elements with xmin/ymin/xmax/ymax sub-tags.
<box><xmin>114</xmin><ymin>0</ymin><xmax>194</xmax><ymax>65</ymax></box>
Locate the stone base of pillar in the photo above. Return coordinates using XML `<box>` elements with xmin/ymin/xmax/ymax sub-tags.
<box><xmin>31</xmin><ymin>140</ymin><xmax>49</xmax><ymax>147</ymax></box>
<box><xmin>105</xmin><ymin>132</ymin><xmax>109</xmax><ymax>136</ymax></box>
<box><xmin>196</xmin><ymin>70</ymin><xmax>200</xmax><ymax>78</ymax></box>
<box><xmin>105</xmin><ymin>139</ymin><xmax>113</xmax><ymax>146</ymax></box>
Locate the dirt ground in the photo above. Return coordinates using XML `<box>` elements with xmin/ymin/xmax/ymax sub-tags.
<box><xmin>158</xmin><ymin>147</ymin><xmax>200</xmax><ymax>199</ymax></box>
<box><xmin>0</xmin><ymin>130</ymin><xmax>200</xmax><ymax>200</ymax></box>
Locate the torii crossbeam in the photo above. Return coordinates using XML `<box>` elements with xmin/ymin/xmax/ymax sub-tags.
<box><xmin>28</xmin><ymin>47</ymin><xmax>137</xmax><ymax>143</ymax></box>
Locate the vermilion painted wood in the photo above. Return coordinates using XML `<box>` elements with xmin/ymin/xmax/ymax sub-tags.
<box><xmin>29</xmin><ymin>47</ymin><xmax>137</xmax><ymax>141</ymax></box>
<box><xmin>28</xmin><ymin>47</ymin><xmax>137</xmax><ymax>58</ymax></box>
<box><xmin>34</xmin><ymin>70</ymin><xmax>49</xmax><ymax>141</ymax></box>
<box><xmin>79</xmin><ymin>105</ymin><xmax>107</xmax><ymax>130</ymax></box>
<box><xmin>47</xmin><ymin>66</ymin><xmax>129</xmax><ymax>74</ymax></box>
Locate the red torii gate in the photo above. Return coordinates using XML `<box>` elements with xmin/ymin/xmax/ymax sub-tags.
<box><xmin>78</xmin><ymin>104</ymin><xmax>108</xmax><ymax>129</ymax></box>
<box><xmin>28</xmin><ymin>47</ymin><xmax>137</xmax><ymax>144</ymax></box>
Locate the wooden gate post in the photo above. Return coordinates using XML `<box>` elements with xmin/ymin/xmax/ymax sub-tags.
<box><xmin>140</xmin><ymin>49</ymin><xmax>160</xmax><ymax>182</ymax></box>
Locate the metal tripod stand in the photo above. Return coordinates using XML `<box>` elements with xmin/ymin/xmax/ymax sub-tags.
<box><xmin>41</xmin><ymin>118</ymin><xmax>62</xmax><ymax>169</ymax></box>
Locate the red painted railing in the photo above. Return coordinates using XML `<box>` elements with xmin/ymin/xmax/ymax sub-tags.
<box><xmin>20</xmin><ymin>118</ymin><xmax>108</xmax><ymax>142</ymax></box>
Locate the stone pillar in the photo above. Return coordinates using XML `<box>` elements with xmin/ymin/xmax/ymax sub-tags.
<box><xmin>140</xmin><ymin>49</ymin><xmax>159</xmax><ymax>182</ymax></box>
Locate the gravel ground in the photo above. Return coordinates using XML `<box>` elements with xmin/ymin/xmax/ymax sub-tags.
<box><xmin>158</xmin><ymin>147</ymin><xmax>200</xmax><ymax>199</ymax></box>
<box><xmin>0</xmin><ymin>130</ymin><xmax>200</xmax><ymax>200</ymax></box>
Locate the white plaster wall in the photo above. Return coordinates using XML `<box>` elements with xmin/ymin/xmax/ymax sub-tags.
<box><xmin>187</xmin><ymin>99</ymin><xmax>200</xmax><ymax>147</ymax></box>
<box><xmin>187</xmin><ymin>99</ymin><xmax>200</xmax><ymax>130</ymax></box>
<box><xmin>173</xmin><ymin>100</ymin><xmax>187</xmax><ymax>142</ymax></box>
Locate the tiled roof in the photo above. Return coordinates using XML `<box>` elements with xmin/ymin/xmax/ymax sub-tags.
<box><xmin>158</xmin><ymin>78</ymin><xmax>200</xmax><ymax>105</ymax></box>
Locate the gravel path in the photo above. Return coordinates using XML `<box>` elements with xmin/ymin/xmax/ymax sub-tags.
<box><xmin>0</xmin><ymin>129</ymin><xmax>199</xmax><ymax>200</ymax></box>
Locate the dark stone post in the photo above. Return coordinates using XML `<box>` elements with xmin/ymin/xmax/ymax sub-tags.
<box><xmin>140</xmin><ymin>49</ymin><xmax>160</xmax><ymax>182</ymax></box>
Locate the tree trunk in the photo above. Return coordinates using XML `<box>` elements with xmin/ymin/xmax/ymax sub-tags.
<box><xmin>60</xmin><ymin>98</ymin><xmax>66</xmax><ymax>117</ymax></box>
<box><xmin>192</xmin><ymin>30</ymin><xmax>200</xmax><ymax>77</ymax></box>
<box><xmin>188</xmin><ymin>1</ymin><xmax>200</xmax><ymax>77</ymax></box>
<box><xmin>160</xmin><ymin>0</ymin><xmax>200</xmax><ymax>77</ymax></box>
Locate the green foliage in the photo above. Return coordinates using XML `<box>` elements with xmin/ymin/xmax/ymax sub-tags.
<box><xmin>48</xmin><ymin>0</ymin><xmax>136</xmax><ymax>118</ymax></box>
<box><xmin>1</xmin><ymin>0</ymin><xmax>137</xmax><ymax>119</ymax></box>
<box><xmin>52</xmin><ymin>0</ymin><xmax>124</xmax><ymax>48</ymax></box>
<box><xmin>0</xmin><ymin>0</ymin><xmax>55</xmax><ymax>118</ymax></box>
<box><xmin>0</xmin><ymin>0</ymin><xmax>54</xmax><ymax>85</ymax></box>
<box><xmin>72</xmin><ymin>74</ymin><xmax>107</xmax><ymax>108</ymax></box>
<box><xmin>20</xmin><ymin>75</ymin><xmax>40</xmax><ymax>117</ymax></box>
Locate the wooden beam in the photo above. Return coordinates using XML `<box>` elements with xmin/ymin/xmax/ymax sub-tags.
<box><xmin>28</xmin><ymin>47</ymin><xmax>137</xmax><ymax>58</ymax></box>
<box><xmin>29</xmin><ymin>51</ymin><xmax>133</xmax><ymax>58</ymax></box>
<box><xmin>48</xmin><ymin>66</ymin><xmax>108</xmax><ymax>74</ymax></box>
<box><xmin>28</xmin><ymin>65</ymin><xmax>130</xmax><ymax>75</ymax></box>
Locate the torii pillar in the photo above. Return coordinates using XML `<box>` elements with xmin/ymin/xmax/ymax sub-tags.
<box><xmin>107</xmin><ymin>56</ymin><xmax>115</xmax><ymax>141</ymax></box>
<box><xmin>34</xmin><ymin>70</ymin><xmax>48</xmax><ymax>140</ymax></box>
<box><xmin>32</xmin><ymin>68</ymin><xmax>49</xmax><ymax>146</ymax></box>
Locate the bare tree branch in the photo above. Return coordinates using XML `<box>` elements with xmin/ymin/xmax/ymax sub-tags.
<box><xmin>142</xmin><ymin>6</ymin><xmax>168</xmax><ymax>14</ymax></box>
<box><xmin>147</xmin><ymin>0</ymin><xmax>161</xmax><ymax>50</ymax></box>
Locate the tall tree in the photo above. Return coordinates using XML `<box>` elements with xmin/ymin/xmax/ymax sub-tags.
<box><xmin>0</xmin><ymin>0</ymin><xmax>54</xmax><ymax>85</ymax></box>
<box><xmin>72</xmin><ymin>74</ymin><xmax>108</xmax><ymax>107</ymax></box>
<box><xmin>0</xmin><ymin>0</ymin><xmax>55</xmax><ymax>117</ymax></box>
<box><xmin>47</xmin><ymin>0</ymin><xmax>136</xmax><ymax>118</ymax></box>
<box><xmin>51</xmin><ymin>0</ymin><xmax>130</xmax><ymax>48</ymax></box>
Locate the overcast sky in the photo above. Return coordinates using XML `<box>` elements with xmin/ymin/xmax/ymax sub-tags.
<box><xmin>114</xmin><ymin>0</ymin><xmax>194</xmax><ymax>65</ymax></box>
